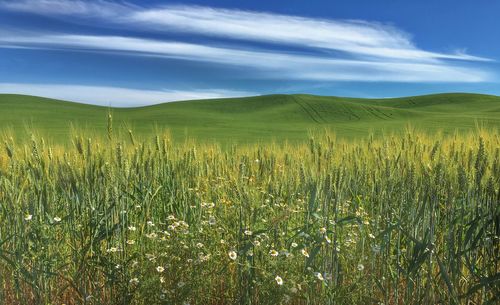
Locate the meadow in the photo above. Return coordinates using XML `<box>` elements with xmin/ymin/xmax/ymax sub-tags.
<box><xmin>0</xmin><ymin>126</ymin><xmax>498</xmax><ymax>304</ymax></box>
<box><xmin>1</xmin><ymin>93</ymin><xmax>500</xmax><ymax>144</ymax></box>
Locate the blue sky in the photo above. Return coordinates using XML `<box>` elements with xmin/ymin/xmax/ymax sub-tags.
<box><xmin>0</xmin><ymin>0</ymin><xmax>499</xmax><ymax>106</ymax></box>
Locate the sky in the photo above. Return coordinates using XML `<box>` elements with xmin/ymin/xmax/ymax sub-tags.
<box><xmin>0</xmin><ymin>0</ymin><xmax>499</xmax><ymax>106</ymax></box>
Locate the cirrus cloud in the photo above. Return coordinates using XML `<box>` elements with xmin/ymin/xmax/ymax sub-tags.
<box><xmin>0</xmin><ymin>0</ymin><xmax>495</xmax><ymax>95</ymax></box>
<box><xmin>0</xmin><ymin>83</ymin><xmax>254</xmax><ymax>106</ymax></box>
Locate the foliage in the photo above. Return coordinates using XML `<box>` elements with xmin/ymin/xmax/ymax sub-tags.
<box><xmin>0</xmin><ymin>130</ymin><xmax>499</xmax><ymax>304</ymax></box>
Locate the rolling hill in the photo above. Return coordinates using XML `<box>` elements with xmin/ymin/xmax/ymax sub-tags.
<box><xmin>0</xmin><ymin>93</ymin><xmax>499</xmax><ymax>143</ymax></box>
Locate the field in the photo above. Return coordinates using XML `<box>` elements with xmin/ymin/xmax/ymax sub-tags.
<box><xmin>1</xmin><ymin>93</ymin><xmax>500</xmax><ymax>143</ymax></box>
<box><xmin>0</xmin><ymin>125</ymin><xmax>499</xmax><ymax>304</ymax></box>
<box><xmin>0</xmin><ymin>94</ymin><xmax>499</xmax><ymax>304</ymax></box>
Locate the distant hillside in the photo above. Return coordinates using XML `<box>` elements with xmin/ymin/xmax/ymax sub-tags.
<box><xmin>0</xmin><ymin>93</ymin><xmax>499</xmax><ymax>143</ymax></box>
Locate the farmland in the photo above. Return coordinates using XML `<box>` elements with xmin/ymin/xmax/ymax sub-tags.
<box><xmin>0</xmin><ymin>126</ymin><xmax>498</xmax><ymax>304</ymax></box>
<box><xmin>1</xmin><ymin>93</ymin><xmax>499</xmax><ymax>144</ymax></box>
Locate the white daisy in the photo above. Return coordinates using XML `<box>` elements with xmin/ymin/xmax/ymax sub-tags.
<box><xmin>228</xmin><ymin>250</ymin><xmax>237</xmax><ymax>260</ymax></box>
<box><xmin>275</xmin><ymin>275</ymin><xmax>283</xmax><ymax>285</ymax></box>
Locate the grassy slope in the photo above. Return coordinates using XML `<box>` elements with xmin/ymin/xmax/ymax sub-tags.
<box><xmin>0</xmin><ymin>93</ymin><xmax>499</xmax><ymax>143</ymax></box>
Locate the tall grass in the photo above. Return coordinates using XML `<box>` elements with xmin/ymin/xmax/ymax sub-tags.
<box><xmin>0</xmin><ymin>130</ymin><xmax>499</xmax><ymax>304</ymax></box>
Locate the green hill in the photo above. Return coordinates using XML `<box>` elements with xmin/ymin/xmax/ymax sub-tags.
<box><xmin>0</xmin><ymin>93</ymin><xmax>499</xmax><ymax>143</ymax></box>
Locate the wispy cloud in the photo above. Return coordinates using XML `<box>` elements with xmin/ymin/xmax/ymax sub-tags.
<box><xmin>0</xmin><ymin>83</ymin><xmax>254</xmax><ymax>106</ymax></box>
<box><xmin>0</xmin><ymin>32</ymin><xmax>491</xmax><ymax>82</ymax></box>
<box><xmin>0</xmin><ymin>0</ymin><xmax>134</xmax><ymax>17</ymax></box>
<box><xmin>0</xmin><ymin>0</ymin><xmax>491</xmax><ymax>63</ymax></box>
<box><xmin>128</xmin><ymin>5</ymin><xmax>491</xmax><ymax>63</ymax></box>
<box><xmin>0</xmin><ymin>0</ymin><xmax>495</xmax><ymax>84</ymax></box>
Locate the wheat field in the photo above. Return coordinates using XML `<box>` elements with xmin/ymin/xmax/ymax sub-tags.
<box><xmin>0</xmin><ymin>128</ymin><xmax>499</xmax><ymax>304</ymax></box>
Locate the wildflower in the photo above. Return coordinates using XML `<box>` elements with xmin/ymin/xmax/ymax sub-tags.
<box><xmin>319</xmin><ymin>227</ymin><xmax>327</xmax><ymax>234</ymax></box>
<box><xmin>147</xmin><ymin>221</ymin><xmax>154</xmax><ymax>227</ymax></box>
<box><xmin>314</xmin><ymin>272</ymin><xmax>324</xmax><ymax>281</ymax></box>
<box><xmin>24</xmin><ymin>214</ymin><xmax>33</xmax><ymax>221</ymax></box>
<box><xmin>126</xmin><ymin>240</ymin><xmax>135</xmax><ymax>245</ymax></box>
<box><xmin>106</xmin><ymin>247</ymin><xmax>118</xmax><ymax>253</ymax></box>
<box><xmin>253</xmin><ymin>240</ymin><xmax>261</xmax><ymax>246</ymax></box>
<box><xmin>53</xmin><ymin>216</ymin><xmax>62</xmax><ymax>223</ymax></box>
<box><xmin>156</xmin><ymin>266</ymin><xmax>165</xmax><ymax>273</ymax></box>
<box><xmin>128</xmin><ymin>226</ymin><xmax>137</xmax><ymax>231</ymax></box>
<box><xmin>368</xmin><ymin>233</ymin><xmax>375</xmax><ymax>239</ymax></box>
<box><xmin>357</xmin><ymin>263</ymin><xmax>365</xmax><ymax>271</ymax></box>
<box><xmin>269</xmin><ymin>249</ymin><xmax>279</xmax><ymax>257</ymax></box>
<box><xmin>129</xmin><ymin>278</ymin><xmax>139</xmax><ymax>284</ymax></box>
<box><xmin>291</xmin><ymin>242</ymin><xmax>298</xmax><ymax>248</ymax></box>
<box><xmin>167</xmin><ymin>215</ymin><xmax>176</xmax><ymax>221</ymax></box>
<box><xmin>244</xmin><ymin>230</ymin><xmax>253</xmax><ymax>236</ymax></box>
<box><xmin>196</xmin><ymin>242</ymin><xmax>204</xmax><ymax>248</ymax></box>
<box><xmin>201</xmin><ymin>202</ymin><xmax>215</xmax><ymax>208</ymax></box>
<box><xmin>301</xmin><ymin>249</ymin><xmax>310</xmax><ymax>258</ymax></box>
<box><xmin>275</xmin><ymin>275</ymin><xmax>283</xmax><ymax>285</ymax></box>
<box><xmin>146</xmin><ymin>232</ymin><xmax>157</xmax><ymax>239</ymax></box>
<box><xmin>228</xmin><ymin>250</ymin><xmax>237</xmax><ymax>260</ymax></box>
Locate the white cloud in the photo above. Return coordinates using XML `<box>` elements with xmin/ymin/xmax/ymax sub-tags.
<box><xmin>0</xmin><ymin>0</ymin><xmax>134</xmax><ymax>17</ymax></box>
<box><xmin>0</xmin><ymin>32</ymin><xmax>492</xmax><ymax>82</ymax></box>
<box><xmin>0</xmin><ymin>0</ymin><xmax>491</xmax><ymax>63</ymax></box>
<box><xmin>0</xmin><ymin>83</ymin><xmax>254</xmax><ymax>106</ymax></box>
<box><xmin>0</xmin><ymin>0</ymin><xmax>494</xmax><ymax>85</ymax></box>
<box><xmin>128</xmin><ymin>5</ymin><xmax>491</xmax><ymax>62</ymax></box>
